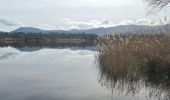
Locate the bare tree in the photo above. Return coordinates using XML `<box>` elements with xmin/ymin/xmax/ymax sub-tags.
<box><xmin>144</xmin><ymin>0</ymin><xmax>170</xmax><ymax>13</ymax></box>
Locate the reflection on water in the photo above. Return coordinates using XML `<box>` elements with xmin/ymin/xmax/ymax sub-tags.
<box><xmin>1</xmin><ymin>42</ymin><xmax>170</xmax><ymax>100</ymax></box>
<box><xmin>0</xmin><ymin>53</ymin><xmax>17</xmax><ymax>60</ymax></box>
<box><xmin>0</xmin><ymin>41</ymin><xmax>97</xmax><ymax>50</ymax></box>
<box><xmin>0</xmin><ymin>45</ymin><xmax>116</xmax><ymax>100</ymax></box>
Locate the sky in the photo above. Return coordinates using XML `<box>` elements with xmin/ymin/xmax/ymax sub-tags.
<box><xmin>0</xmin><ymin>0</ymin><xmax>170</xmax><ymax>31</ymax></box>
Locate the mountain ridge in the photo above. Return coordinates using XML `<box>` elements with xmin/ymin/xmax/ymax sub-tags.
<box><xmin>11</xmin><ymin>24</ymin><xmax>170</xmax><ymax>35</ymax></box>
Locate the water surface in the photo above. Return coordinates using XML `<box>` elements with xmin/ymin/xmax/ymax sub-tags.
<box><xmin>0</xmin><ymin>46</ymin><xmax>114</xmax><ymax>100</ymax></box>
<box><xmin>0</xmin><ymin>45</ymin><xmax>169</xmax><ymax>100</ymax></box>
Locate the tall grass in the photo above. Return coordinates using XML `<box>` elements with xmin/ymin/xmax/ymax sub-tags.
<box><xmin>98</xmin><ymin>34</ymin><xmax>170</xmax><ymax>72</ymax></box>
<box><xmin>96</xmin><ymin>33</ymin><xmax>170</xmax><ymax>100</ymax></box>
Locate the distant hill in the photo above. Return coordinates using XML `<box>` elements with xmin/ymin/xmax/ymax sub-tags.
<box><xmin>12</xmin><ymin>27</ymin><xmax>44</xmax><ymax>33</ymax></box>
<box><xmin>11</xmin><ymin>24</ymin><xmax>170</xmax><ymax>35</ymax></box>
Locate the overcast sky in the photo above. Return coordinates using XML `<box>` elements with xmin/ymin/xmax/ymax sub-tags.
<box><xmin>0</xmin><ymin>0</ymin><xmax>170</xmax><ymax>31</ymax></box>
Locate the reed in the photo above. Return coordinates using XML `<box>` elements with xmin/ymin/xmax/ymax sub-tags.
<box><xmin>98</xmin><ymin>34</ymin><xmax>170</xmax><ymax>72</ymax></box>
<box><xmin>96</xmin><ymin>33</ymin><xmax>170</xmax><ymax>100</ymax></box>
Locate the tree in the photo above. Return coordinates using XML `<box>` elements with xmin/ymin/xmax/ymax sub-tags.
<box><xmin>144</xmin><ymin>0</ymin><xmax>170</xmax><ymax>13</ymax></box>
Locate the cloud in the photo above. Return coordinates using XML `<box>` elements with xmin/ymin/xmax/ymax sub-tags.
<box><xmin>0</xmin><ymin>28</ymin><xmax>5</xmax><ymax>31</ymax></box>
<box><xmin>0</xmin><ymin>18</ymin><xmax>22</xmax><ymax>26</ymax></box>
<box><xmin>21</xmin><ymin>18</ymin><xmax>170</xmax><ymax>31</ymax></box>
<box><xmin>62</xmin><ymin>19</ymin><xmax>114</xmax><ymax>30</ymax></box>
<box><xmin>2</xmin><ymin>17</ymin><xmax>169</xmax><ymax>31</ymax></box>
<box><xmin>37</xmin><ymin>24</ymin><xmax>57</xmax><ymax>30</ymax></box>
<box><xmin>62</xmin><ymin>18</ymin><xmax>170</xmax><ymax>30</ymax></box>
<box><xmin>25</xmin><ymin>20</ymin><xmax>57</xmax><ymax>30</ymax></box>
<box><xmin>118</xmin><ymin>18</ymin><xmax>170</xmax><ymax>26</ymax></box>
<box><xmin>64</xmin><ymin>18</ymin><xmax>170</xmax><ymax>30</ymax></box>
<box><xmin>24</xmin><ymin>18</ymin><xmax>170</xmax><ymax>30</ymax></box>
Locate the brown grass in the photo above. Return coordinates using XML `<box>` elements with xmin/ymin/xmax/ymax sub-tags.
<box><xmin>96</xmin><ymin>34</ymin><xmax>170</xmax><ymax>99</ymax></box>
<box><xmin>98</xmin><ymin>34</ymin><xmax>170</xmax><ymax>71</ymax></box>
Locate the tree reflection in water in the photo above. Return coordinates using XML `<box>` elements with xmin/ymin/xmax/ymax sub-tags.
<box><xmin>96</xmin><ymin>34</ymin><xmax>170</xmax><ymax>100</ymax></box>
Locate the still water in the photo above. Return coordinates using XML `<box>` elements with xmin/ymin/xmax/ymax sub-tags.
<box><xmin>0</xmin><ymin>45</ymin><xmax>169</xmax><ymax>100</ymax></box>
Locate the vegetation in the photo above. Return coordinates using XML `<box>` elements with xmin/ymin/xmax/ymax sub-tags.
<box><xmin>96</xmin><ymin>34</ymin><xmax>170</xmax><ymax>100</ymax></box>
<box><xmin>144</xmin><ymin>0</ymin><xmax>170</xmax><ymax>13</ymax></box>
<box><xmin>0</xmin><ymin>32</ymin><xmax>98</xmax><ymax>46</ymax></box>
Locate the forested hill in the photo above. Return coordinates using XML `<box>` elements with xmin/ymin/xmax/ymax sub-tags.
<box><xmin>12</xmin><ymin>24</ymin><xmax>170</xmax><ymax>35</ymax></box>
<box><xmin>0</xmin><ymin>32</ymin><xmax>98</xmax><ymax>46</ymax></box>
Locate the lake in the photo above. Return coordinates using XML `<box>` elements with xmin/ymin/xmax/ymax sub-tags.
<box><xmin>0</xmin><ymin>45</ymin><xmax>169</xmax><ymax>100</ymax></box>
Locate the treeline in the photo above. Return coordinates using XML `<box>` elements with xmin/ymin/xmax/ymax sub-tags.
<box><xmin>0</xmin><ymin>32</ymin><xmax>98</xmax><ymax>43</ymax></box>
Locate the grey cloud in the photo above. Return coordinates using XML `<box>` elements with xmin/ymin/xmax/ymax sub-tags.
<box><xmin>102</xmin><ymin>20</ymin><xmax>112</xmax><ymax>24</ymax></box>
<box><xmin>62</xmin><ymin>19</ymin><xmax>115</xmax><ymax>30</ymax></box>
<box><xmin>118</xmin><ymin>18</ymin><xmax>170</xmax><ymax>26</ymax></box>
<box><xmin>0</xmin><ymin>18</ymin><xmax>21</xmax><ymax>26</ymax></box>
<box><xmin>1</xmin><ymin>17</ymin><xmax>169</xmax><ymax>31</ymax></box>
<box><xmin>62</xmin><ymin>18</ymin><xmax>170</xmax><ymax>30</ymax></box>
